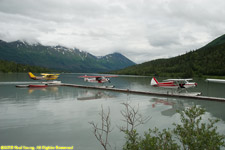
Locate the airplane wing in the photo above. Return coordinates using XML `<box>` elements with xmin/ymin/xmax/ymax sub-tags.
<box><xmin>103</xmin><ymin>75</ymin><xmax>118</xmax><ymax>77</ymax></box>
<box><xmin>41</xmin><ymin>73</ymin><xmax>48</xmax><ymax>75</ymax></box>
<box><xmin>41</xmin><ymin>73</ymin><xmax>60</xmax><ymax>76</ymax></box>
<box><xmin>164</xmin><ymin>79</ymin><xmax>193</xmax><ymax>81</ymax></box>
<box><xmin>79</xmin><ymin>75</ymin><xmax>117</xmax><ymax>78</ymax></box>
<box><xmin>79</xmin><ymin>76</ymin><xmax>102</xmax><ymax>78</ymax></box>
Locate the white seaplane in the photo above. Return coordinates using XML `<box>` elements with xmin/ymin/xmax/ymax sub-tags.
<box><xmin>151</xmin><ymin>77</ymin><xmax>201</xmax><ymax>96</ymax></box>
<box><xmin>206</xmin><ymin>78</ymin><xmax>225</xmax><ymax>83</ymax></box>
<box><xmin>79</xmin><ymin>75</ymin><xmax>118</xmax><ymax>88</ymax></box>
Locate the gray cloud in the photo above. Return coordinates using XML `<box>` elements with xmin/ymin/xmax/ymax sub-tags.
<box><xmin>0</xmin><ymin>0</ymin><xmax>225</xmax><ymax>63</ymax></box>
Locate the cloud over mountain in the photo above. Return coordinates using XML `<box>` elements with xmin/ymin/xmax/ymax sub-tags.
<box><xmin>1</xmin><ymin>0</ymin><xmax>225</xmax><ymax>63</ymax></box>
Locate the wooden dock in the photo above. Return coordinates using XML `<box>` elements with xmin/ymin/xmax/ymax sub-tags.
<box><xmin>62</xmin><ymin>83</ymin><xmax>225</xmax><ymax>102</ymax></box>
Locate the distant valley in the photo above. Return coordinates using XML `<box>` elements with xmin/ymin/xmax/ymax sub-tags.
<box><xmin>0</xmin><ymin>40</ymin><xmax>135</xmax><ymax>73</ymax></box>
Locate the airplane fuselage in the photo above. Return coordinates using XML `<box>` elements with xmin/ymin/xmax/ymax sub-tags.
<box><xmin>84</xmin><ymin>77</ymin><xmax>109</xmax><ymax>83</ymax></box>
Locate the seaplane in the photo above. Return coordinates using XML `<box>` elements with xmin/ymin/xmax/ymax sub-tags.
<box><xmin>151</xmin><ymin>77</ymin><xmax>197</xmax><ymax>89</ymax></box>
<box><xmin>28</xmin><ymin>72</ymin><xmax>60</xmax><ymax>80</ymax></box>
<box><xmin>27</xmin><ymin>72</ymin><xmax>61</xmax><ymax>86</ymax></box>
<box><xmin>79</xmin><ymin>75</ymin><xmax>118</xmax><ymax>88</ymax></box>
<box><xmin>150</xmin><ymin>77</ymin><xmax>201</xmax><ymax>96</ymax></box>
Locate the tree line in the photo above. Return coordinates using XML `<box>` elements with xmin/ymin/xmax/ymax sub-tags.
<box><xmin>0</xmin><ymin>59</ymin><xmax>52</xmax><ymax>73</ymax></box>
<box><xmin>110</xmin><ymin>42</ymin><xmax>225</xmax><ymax>78</ymax></box>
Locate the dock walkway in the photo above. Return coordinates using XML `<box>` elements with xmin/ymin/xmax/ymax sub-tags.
<box><xmin>62</xmin><ymin>83</ymin><xmax>225</xmax><ymax>102</ymax></box>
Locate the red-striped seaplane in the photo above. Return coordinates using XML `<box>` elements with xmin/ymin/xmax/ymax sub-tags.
<box><xmin>150</xmin><ymin>77</ymin><xmax>197</xmax><ymax>89</ymax></box>
<box><xmin>150</xmin><ymin>77</ymin><xmax>200</xmax><ymax>96</ymax></box>
<box><xmin>79</xmin><ymin>75</ymin><xmax>118</xmax><ymax>83</ymax></box>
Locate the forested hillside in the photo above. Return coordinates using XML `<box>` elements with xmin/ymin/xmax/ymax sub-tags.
<box><xmin>111</xmin><ymin>34</ymin><xmax>225</xmax><ymax>78</ymax></box>
<box><xmin>0</xmin><ymin>60</ymin><xmax>52</xmax><ymax>73</ymax></box>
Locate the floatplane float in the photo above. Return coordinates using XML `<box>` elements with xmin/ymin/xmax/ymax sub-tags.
<box><xmin>151</xmin><ymin>77</ymin><xmax>201</xmax><ymax>96</ymax></box>
<box><xmin>79</xmin><ymin>75</ymin><xmax>118</xmax><ymax>88</ymax></box>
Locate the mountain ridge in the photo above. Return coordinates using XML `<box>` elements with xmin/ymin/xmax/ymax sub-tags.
<box><xmin>204</xmin><ymin>34</ymin><xmax>225</xmax><ymax>48</ymax></box>
<box><xmin>0</xmin><ymin>40</ymin><xmax>135</xmax><ymax>73</ymax></box>
<box><xmin>110</xmin><ymin>34</ymin><xmax>225</xmax><ymax>77</ymax></box>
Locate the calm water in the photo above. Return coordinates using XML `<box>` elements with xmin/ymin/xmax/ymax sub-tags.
<box><xmin>0</xmin><ymin>73</ymin><xmax>225</xmax><ymax>150</ymax></box>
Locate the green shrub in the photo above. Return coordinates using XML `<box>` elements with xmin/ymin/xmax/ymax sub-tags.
<box><xmin>122</xmin><ymin>106</ymin><xmax>225</xmax><ymax>150</ymax></box>
<box><xmin>173</xmin><ymin>106</ymin><xmax>225</xmax><ymax>150</ymax></box>
<box><xmin>91</xmin><ymin>105</ymin><xmax>225</xmax><ymax>150</ymax></box>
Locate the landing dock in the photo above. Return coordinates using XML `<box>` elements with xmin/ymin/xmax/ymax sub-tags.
<box><xmin>62</xmin><ymin>83</ymin><xmax>225</xmax><ymax>102</ymax></box>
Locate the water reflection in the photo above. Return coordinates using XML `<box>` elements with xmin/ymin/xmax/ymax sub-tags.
<box><xmin>150</xmin><ymin>98</ymin><xmax>191</xmax><ymax>117</ymax></box>
<box><xmin>28</xmin><ymin>87</ymin><xmax>59</xmax><ymax>94</ymax></box>
<box><xmin>0</xmin><ymin>73</ymin><xmax>225</xmax><ymax>150</ymax></box>
<box><xmin>77</xmin><ymin>90</ymin><xmax>115</xmax><ymax>101</ymax></box>
<box><xmin>148</xmin><ymin>96</ymin><xmax>225</xmax><ymax>122</ymax></box>
<box><xmin>151</xmin><ymin>98</ymin><xmax>175</xmax><ymax>108</ymax></box>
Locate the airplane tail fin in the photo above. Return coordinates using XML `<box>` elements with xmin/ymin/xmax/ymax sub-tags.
<box><xmin>28</xmin><ymin>72</ymin><xmax>36</xmax><ymax>80</ymax></box>
<box><xmin>150</xmin><ymin>77</ymin><xmax>158</xmax><ymax>86</ymax></box>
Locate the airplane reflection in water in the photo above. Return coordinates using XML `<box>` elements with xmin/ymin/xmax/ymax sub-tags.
<box><xmin>77</xmin><ymin>90</ymin><xmax>115</xmax><ymax>101</ymax></box>
<box><xmin>150</xmin><ymin>98</ymin><xmax>192</xmax><ymax>117</ymax></box>
<box><xmin>150</xmin><ymin>97</ymin><xmax>225</xmax><ymax>121</ymax></box>
<box><xmin>27</xmin><ymin>86</ymin><xmax>59</xmax><ymax>94</ymax></box>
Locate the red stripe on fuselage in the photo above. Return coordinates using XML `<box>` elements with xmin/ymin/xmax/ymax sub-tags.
<box><xmin>154</xmin><ymin>82</ymin><xmax>178</xmax><ymax>88</ymax></box>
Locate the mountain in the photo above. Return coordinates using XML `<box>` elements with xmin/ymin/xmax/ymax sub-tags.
<box><xmin>0</xmin><ymin>40</ymin><xmax>135</xmax><ymax>72</ymax></box>
<box><xmin>111</xmin><ymin>34</ymin><xmax>225</xmax><ymax>78</ymax></box>
<box><xmin>97</xmin><ymin>52</ymin><xmax>135</xmax><ymax>71</ymax></box>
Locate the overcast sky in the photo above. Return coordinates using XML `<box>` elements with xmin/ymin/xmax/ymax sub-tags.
<box><xmin>0</xmin><ymin>0</ymin><xmax>225</xmax><ymax>63</ymax></box>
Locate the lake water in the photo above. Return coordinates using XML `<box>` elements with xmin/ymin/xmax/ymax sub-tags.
<box><xmin>0</xmin><ymin>73</ymin><xmax>225</xmax><ymax>150</ymax></box>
